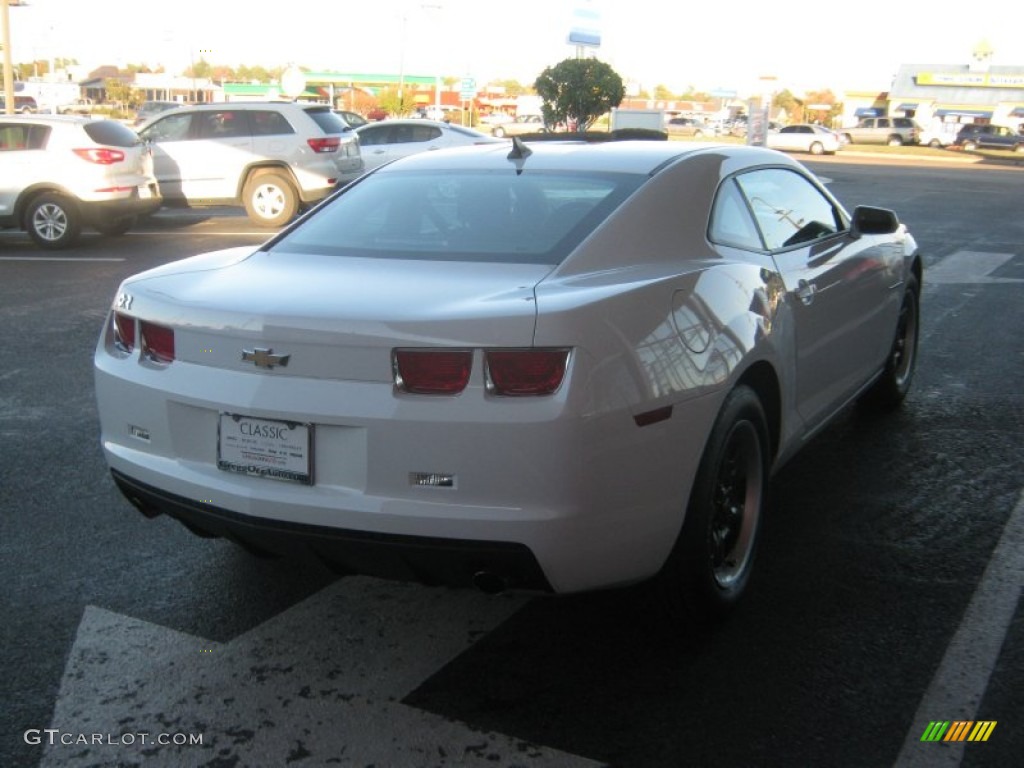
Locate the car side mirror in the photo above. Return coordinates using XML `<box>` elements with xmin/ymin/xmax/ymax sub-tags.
<box><xmin>850</xmin><ymin>205</ymin><xmax>899</xmax><ymax>238</ymax></box>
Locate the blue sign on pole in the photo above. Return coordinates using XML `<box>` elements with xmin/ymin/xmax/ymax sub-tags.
<box><xmin>567</xmin><ymin>2</ymin><xmax>601</xmax><ymax>47</ymax></box>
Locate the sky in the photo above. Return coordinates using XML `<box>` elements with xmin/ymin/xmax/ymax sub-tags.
<box><xmin>6</xmin><ymin>0</ymin><xmax>1018</xmax><ymax>97</ymax></box>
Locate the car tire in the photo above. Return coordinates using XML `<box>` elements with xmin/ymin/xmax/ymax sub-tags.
<box><xmin>862</xmin><ymin>273</ymin><xmax>920</xmax><ymax>409</ymax></box>
<box><xmin>887</xmin><ymin>135</ymin><xmax>904</xmax><ymax>146</ymax></box>
<box><xmin>809</xmin><ymin>141</ymin><xmax>825</xmax><ymax>155</ymax></box>
<box><xmin>492</xmin><ymin>127</ymin><xmax>506</xmax><ymax>138</ymax></box>
<box><xmin>24</xmin><ymin>193</ymin><xmax>82</xmax><ymax>250</ymax></box>
<box><xmin>94</xmin><ymin>215</ymin><xmax>137</xmax><ymax>237</ymax></box>
<box><xmin>657</xmin><ymin>385</ymin><xmax>769</xmax><ymax>623</ymax></box>
<box><xmin>243</xmin><ymin>170</ymin><xmax>299</xmax><ymax>228</ymax></box>
<box><xmin>963</xmin><ymin>140</ymin><xmax>978</xmax><ymax>152</ymax></box>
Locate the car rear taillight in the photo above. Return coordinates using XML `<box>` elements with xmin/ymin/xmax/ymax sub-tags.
<box><xmin>394</xmin><ymin>349</ymin><xmax>472</xmax><ymax>395</ymax></box>
<box><xmin>307</xmin><ymin>137</ymin><xmax>341</xmax><ymax>153</ymax></box>
<box><xmin>486</xmin><ymin>349</ymin><xmax>570</xmax><ymax>396</ymax></box>
<box><xmin>73</xmin><ymin>148</ymin><xmax>125</xmax><ymax>164</ymax></box>
<box><xmin>113</xmin><ymin>312</ymin><xmax>135</xmax><ymax>352</ymax></box>
<box><xmin>140</xmin><ymin>321</ymin><xmax>175</xmax><ymax>364</ymax></box>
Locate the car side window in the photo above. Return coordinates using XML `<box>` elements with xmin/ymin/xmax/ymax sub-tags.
<box><xmin>195</xmin><ymin>110</ymin><xmax>249</xmax><ymax>140</ymax></box>
<box><xmin>142</xmin><ymin>112</ymin><xmax>192</xmax><ymax>142</ymax></box>
<box><xmin>250</xmin><ymin>110</ymin><xmax>294</xmax><ymax>136</ymax></box>
<box><xmin>395</xmin><ymin>125</ymin><xmax>443</xmax><ymax>144</ymax></box>
<box><xmin>709</xmin><ymin>179</ymin><xmax>764</xmax><ymax>251</ymax></box>
<box><xmin>734</xmin><ymin>168</ymin><xmax>843</xmax><ymax>251</ymax></box>
<box><xmin>357</xmin><ymin>127</ymin><xmax>388</xmax><ymax>146</ymax></box>
<box><xmin>0</xmin><ymin>124</ymin><xmax>48</xmax><ymax>151</ymax></box>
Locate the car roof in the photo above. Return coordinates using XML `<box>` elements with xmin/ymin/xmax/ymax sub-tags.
<box><xmin>372</xmin><ymin>138</ymin><xmax>790</xmax><ymax>176</ymax></box>
<box><xmin>167</xmin><ymin>101</ymin><xmax>328</xmax><ymax>111</ymax></box>
<box><xmin>357</xmin><ymin>118</ymin><xmax>454</xmax><ymax>128</ymax></box>
<box><xmin>0</xmin><ymin>114</ymin><xmax>100</xmax><ymax>126</ymax></box>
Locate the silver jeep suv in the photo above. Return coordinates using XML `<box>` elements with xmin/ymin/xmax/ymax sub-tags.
<box><xmin>137</xmin><ymin>102</ymin><xmax>363</xmax><ymax>226</ymax></box>
<box><xmin>0</xmin><ymin>115</ymin><xmax>161</xmax><ymax>249</ymax></box>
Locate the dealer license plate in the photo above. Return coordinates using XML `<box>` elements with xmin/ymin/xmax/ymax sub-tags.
<box><xmin>217</xmin><ymin>414</ymin><xmax>313</xmax><ymax>485</ymax></box>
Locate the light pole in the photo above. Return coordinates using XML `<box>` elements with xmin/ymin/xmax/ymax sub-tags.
<box><xmin>1</xmin><ymin>0</ymin><xmax>20</xmax><ymax>115</ymax></box>
<box><xmin>397</xmin><ymin>2</ymin><xmax>442</xmax><ymax>116</ymax></box>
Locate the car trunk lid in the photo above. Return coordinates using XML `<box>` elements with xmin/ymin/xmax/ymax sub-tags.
<box><xmin>120</xmin><ymin>249</ymin><xmax>551</xmax><ymax>381</ymax></box>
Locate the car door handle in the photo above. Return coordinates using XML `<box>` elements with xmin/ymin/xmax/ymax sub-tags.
<box><xmin>796</xmin><ymin>279</ymin><xmax>817</xmax><ymax>305</ymax></box>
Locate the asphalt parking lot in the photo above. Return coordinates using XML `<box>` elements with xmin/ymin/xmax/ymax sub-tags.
<box><xmin>2</xmin><ymin>155</ymin><xmax>1022</xmax><ymax>767</ymax></box>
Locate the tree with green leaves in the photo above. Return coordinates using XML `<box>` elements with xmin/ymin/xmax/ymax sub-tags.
<box><xmin>375</xmin><ymin>86</ymin><xmax>403</xmax><ymax>118</ymax></box>
<box><xmin>534</xmin><ymin>57</ymin><xmax>624</xmax><ymax>132</ymax></box>
<box><xmin>104</xmin><ymin>77</ymin><xmax>137</xmax><ymax>109</ymax></box>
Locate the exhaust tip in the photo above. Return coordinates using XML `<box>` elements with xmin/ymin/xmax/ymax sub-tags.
<box><xmin>472</xmin><ymin>571</ymin><xmax>508</xmax><ymax>596</ymax></box>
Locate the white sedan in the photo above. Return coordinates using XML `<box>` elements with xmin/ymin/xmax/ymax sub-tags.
<box><xmin>767</xmin><ymin>123</ymin><xmax>843</xmax><ymax>155</ymax></box>
<box><xmin>354</xmin><ymin>119</ymin><xmax>504</xmax><ymax>172</ymax></box>
<box><xmin>95</xmin><ymin>139</ymin><xmax>921</xmax><ymax>620</ymax></box>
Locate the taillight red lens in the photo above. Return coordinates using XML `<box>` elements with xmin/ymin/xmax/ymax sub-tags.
<box><xmin>73</xmin><ymin>148</ymin><xmax>125</xmax><ymax>164</ymax></box>
<box><xmin>307</xmin><ymin>137</ymin><xmax>341</xmax><ymax>153</ymax></box>
<box><xmin>394</xmin><ymin>349</ymin><xmax>472</xmax><ymax>395</ymax></box>
<box><xmin>113</xmin><ymin>312</ymin><xmax>135</xmax><ymax>352</ymax></box>
<box><xmin>140</xmin><ymin>321</ymin><xmax>175</xmax><ymax>364</ymax></box>
<box><xmin>486</xmin><ymin>349</ymin><xmax>569</xmax><ymax>396</ymax></box>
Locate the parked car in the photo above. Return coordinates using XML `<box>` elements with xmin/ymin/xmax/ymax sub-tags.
<box><xmin>490</xmin><ymin>114</ymin><xmax>546</xmax><ymax>137</ymax></box>
<box><xmin>954</xmin><ymin>124</ymin><xmax>1024</xmax><ymax>153</ymax></box>
<box><xmin>137</xmin><ymin>102</ymin><xmax>363</xmax><ymax>226</ymax></box>
<box><xmin>333</xmin><ymin>109</ymin><xmax>368</xmax><ymax>128</ymax></box>
<box><xmin>133</xmin><ymin>100</ymin><xmax>181</xmax><ymax>126</ymax></box>
<box><xmin>918</xmin><ymin>123</ymin><xmax>959</xmax><ymax>148</ymax></box>
<box><xmin>59</xmin><ymin>98</ymin><xmax>99</xmax><ymax>116</ymax></box>
<box><xmin>0</xmin><ymin>94</ymin><xmax>38</xmax><ymax>114</ymax></box>
<box><xmin>354</xmin><ymin>119</ymin><xmax>503</xmax><ymax>171</ymax></box>
<box><xmin>766</xmin><ymin>124</ymin><xmax>842</xmax><ymax>155</ymax></box>
<box><xmin>94</xmin><ymin>139</ymin><xmax>921</xmax><ymax>620</ymax></box>
<box><xmin>841</xmin><ymin>116</ymin><xmax>920</xmax><ymax>146</ymax></box>
<box><xmin>413</xmin><ymin>105</ymin><xmax>461</xmax><ymax>122</ymax></box>
<box><xmin>666</xmin><ymin>116</ymin><xmax>713</xmax><ymax>137</ymax></box>
<box><xmin>479</xmin><ymin>112</ymin><xmax>513</xmax><ymax>126</ymax></box>
<box><xmin>0</xmin><ymin>115</ymin><xmax>161</xmax><ymax>249</ymax></box>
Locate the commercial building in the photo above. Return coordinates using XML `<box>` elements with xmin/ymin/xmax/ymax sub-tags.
<box><xmin>843</xmin><ymin>48</ymin><xmax>1024</xmax><ymax>132</ymax></box>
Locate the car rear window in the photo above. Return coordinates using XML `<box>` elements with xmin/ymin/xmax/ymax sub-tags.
<box><xmin>304</xmin><ymin>107</ymin><xmax>350</xmax><ymax>135</ymax></box>
<box><xmin>83</xmin><ymin>120</ymin><xmax>143</xmax><ymax>147</ymax></box>
<box><xmin>447</xmin><ymin>125</ymin><xmax>490</xmax><ymax>140</ymax></box>
<box><xmin>270</xmin><ymin>169</ymin><xmax>644</xmax><ymax>265</ymax></box>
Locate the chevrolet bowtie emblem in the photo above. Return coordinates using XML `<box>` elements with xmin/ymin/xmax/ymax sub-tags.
<box><xmin>241</xmin><ymin>348</ymin><xmax>290</xmax><ymax>369</ymax></box>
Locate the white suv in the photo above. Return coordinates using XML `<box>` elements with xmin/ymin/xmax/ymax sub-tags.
<box><xmin>137</xmin><ymin>102</ymin><xmax>363</xmax><ymax>226</ymax></box>
<box><xmin>0</xmin><ymin>115</ymin><xmax>162</xmax><ymax>249</ymax></box>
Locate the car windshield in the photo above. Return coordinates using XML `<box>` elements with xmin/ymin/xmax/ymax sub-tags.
<box><xmin>270</xmin><ymin>169</ymin><xmax>644</xmax><ymax>265</ymax></box>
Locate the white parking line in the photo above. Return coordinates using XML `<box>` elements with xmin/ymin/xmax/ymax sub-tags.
<box><xmin>43</xmin><ymin>576</ymin><xmax>602</xmax><ymax>767</ymax></box>
<box><xmin>927</xmin><ymin>251</ymin><xmax>1023</xmax><ymax>284</ymax></box>
<box><xmin>124</xmin><ymin>231</ymin><xmax>272</xmax><ymax>237</ymax></box>
<box><xmin>894</xmin><ymin>489</ymin><xmax>1024</xmax><ymax>766</ymax></box>
<box><xmin>0</xmin><ymin>256</ymin><xmax>125</xmax><ymax>262</ymax></box>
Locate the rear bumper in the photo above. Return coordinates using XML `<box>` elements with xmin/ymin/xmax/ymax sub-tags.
<box><xmin>82</xmin><ymin>185</ymin><xmax>162</xmax><ymax>221</ymax></box>
<box><xmin>111</xmin><ymin>469</ymin><xmax>553</xmax><ymax>593</ymax></box>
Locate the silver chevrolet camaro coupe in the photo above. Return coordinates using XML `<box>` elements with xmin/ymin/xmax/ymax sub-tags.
<box><xmin>94</xmin><ymin>138</ymin><xmax>921</xmax><ymax>620</ymax></box>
